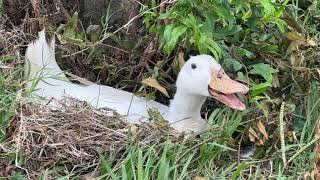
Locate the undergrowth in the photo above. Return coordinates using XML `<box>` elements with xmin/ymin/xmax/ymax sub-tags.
<box><xmin>0</xmin><ymin>0</ymin><xmax>319</xmax><ymax>179</ymax></box>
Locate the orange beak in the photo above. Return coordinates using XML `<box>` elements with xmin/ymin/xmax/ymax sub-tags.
<box><xmin>208</xmin><ymin>70</ymin><xmax>249</xmax><ymax>110</ymax></box>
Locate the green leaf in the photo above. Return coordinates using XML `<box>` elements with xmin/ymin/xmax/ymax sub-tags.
<box><xmin>261</xmin><ymin>44</ymin><xmax>279</xmax><ymax>53</ymax></box>
<box><xmin>62</xmin><ymin>12</ymin><xmax>85</xmax><ymax>43</ymax></box>
<box><xmin>235</xmin><ymin>47</ymin><xmax>255</xmax><ymax>59</ymax></box>
<box><xmin>274</xmin><ymin>18</ymin><xmax>287</xmax><ymax>33</ymax></box>
<box><xmin>241</xmin><ymin>9</ymin><xmax>252</xmax><ymax>20</ymax></box>
<box><xmin>213</xmin><ymin>25</ymin><xmax>242</xmax><ymax>38</ymax></box>
<box><xmin>224</xmin><ymin>58</ymin><xmax>243</xmax><ymax>72</ymax></box>
<box><xmin>236</xmin><ymin>71</ymin><xmax>247</xmax><ymax>83</ymax></box>
<box><xmin>250</xmin><ymin>82</ymin><xmax>272</xmax><ymax>97</ymax></box>
<box><xmin>249</xmin><ymin>63</ymin><xmax>277</xmax><ymax>83</ymax></box>
<box><xmin>250</xmin><ymin>95</ymin><xmax>267</xmax><ymax>102</ymax></box>
<box><xmin>260</xmin><ymin>0</ymin><xmax>275</xmax><ymax>15</ymax></box>
<box><xmin>163</xmin><ymin>25</ymin><xmax>174</xmax><ymax>42</ymax></box>
<box><xmin>164</xmin><ymin>25</ymin><xmax>187</xmax><ymax>53</ymax></box>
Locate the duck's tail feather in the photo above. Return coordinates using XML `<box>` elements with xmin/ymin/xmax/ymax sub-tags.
<box><xmin>25</xmin><ymin>30</ymin><xmax>66</xmax><ymax>82</ymax></box>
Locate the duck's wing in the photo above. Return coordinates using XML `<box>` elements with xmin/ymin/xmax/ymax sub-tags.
<box><xmin>72</xmin><ymin>84</ymin><xmax>169</xmax><ymax>123</ymax></box>
<box><xmin>25</xmin><ymin>30</ymin><xmax>168</xmax><ymax>123</ymax></box>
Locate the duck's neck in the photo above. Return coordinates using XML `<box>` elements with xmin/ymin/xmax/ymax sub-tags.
<box><xmin>168</xmin><ymin>89</ymin><xmax>206</xmax><ymax>124</ymax></box>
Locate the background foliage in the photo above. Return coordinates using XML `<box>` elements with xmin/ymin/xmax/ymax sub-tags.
<box><xmin>0</xmin><ymin>0</ymin><xmax>319</xmax><ymax>179</ymax></box>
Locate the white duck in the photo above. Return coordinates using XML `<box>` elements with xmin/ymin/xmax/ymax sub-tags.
<box><xmin>25</xmin><ymin>30</ymin><xmax>249</xmax><ymax>133</ymax></box>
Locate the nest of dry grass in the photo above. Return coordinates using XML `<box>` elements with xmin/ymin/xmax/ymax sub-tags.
<box><xmin>3</xmin><ymin>98</ymin><xmax>172</xmax><ymax>178</ymax></box>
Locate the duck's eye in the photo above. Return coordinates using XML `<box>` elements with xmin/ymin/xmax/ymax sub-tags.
<box><xmin>217</xmin><ymin>69</ymin><xmax>224</xmax><ymax>78</ymax></box>
<box><xmin>191</xmin><ymin>63</ymin><xmax>197</xmax><ymax>69</ymax></box>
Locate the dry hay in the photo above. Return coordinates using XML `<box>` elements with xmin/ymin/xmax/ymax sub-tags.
<box><xmin>3</xmin><ymin>98</ymin><xmax>172</xmax><ymax>178</ymax></box>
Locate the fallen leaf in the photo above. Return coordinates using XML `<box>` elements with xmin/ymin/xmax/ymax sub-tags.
<box><xmin>287</xmin><ymin>31</ymin><xmax>306</xmax><ymax>42</ymax></box>
<box><xmin>142</xmin><ymin>77</ymin><xmax>169</xmax><ymax>97</ymax></box>
<box><xmin>286</xmin><ymin>31</ymin><xmax>316</xmax><ymax>55</ymax></box>
<box><xmin>257</xmin><ymin>120</ymin><xmax>268</xmax><ymax>139</ymax></box>
<box><xmin>248</xmin><ymin>127</ymin><xmax>259</xmax><ymax>142</ymax></box>
<box><xmin>289</xmin><ymin>51</ymin><xmax>304</xmax><ymax>67</ymax></box>
<box><xmin>287</xmin><ymin>31</ymin><xmax>316</xmax><ymax>46</ymax></box>
<box><xmin>259</xmin><ymin>139</ymin><xmax>264</xmax><ymax>145</ymax></box>
<box><xmin>177</xmin><ymin>51</ymin><xmax>185</xmax><ymax>68</ymax></box>
<box><xmin>248</xmin><ymin>132</ymin><xmax>255</xmax><ymax>142</ymax></box>
<box><xmin>128</xmin><ymin>124</ymin><xmax>139</xmax><ymax>136</ymax></box>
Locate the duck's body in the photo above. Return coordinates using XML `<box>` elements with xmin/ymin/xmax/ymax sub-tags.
<box><xmin>25</xmin><ymin>31</ymin><xmax>168</xmax><ymax>124</ymax></box>
<box><xmin>25</xmin><ymin>31</ymin><xmax>249</xmax><ymax>132</ymax></box>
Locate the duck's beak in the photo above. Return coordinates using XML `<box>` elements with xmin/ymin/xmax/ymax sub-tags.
<box><xmin>208</xmin><ymin>70</ymin><xmax>249</xmax><ymax>111</ymax></box>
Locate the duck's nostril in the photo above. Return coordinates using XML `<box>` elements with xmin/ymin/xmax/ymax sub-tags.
<box><xmin>242</xmin><ymin>85</ymin><xmax>250</xmax><ymax>94</ymax></box>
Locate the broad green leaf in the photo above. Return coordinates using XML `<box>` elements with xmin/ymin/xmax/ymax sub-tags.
<box><xmin>259</xmin><ymin>34</ymin><xmax>273</xmax><ymax>42</ymax></box>
<box><xmin>250</xmin><ymin>82</ymin><xmax>272</xmax><ymax>96</ymax></box>
<box><xmin>62</xmin><ymin>12</ymin><xmax>85</xmax><ymax>43</ymax></box>
<box><xmin>163</xmin><ymin>25</ymin><xmax>174</xmax><ymax>42</ymax></box>
<box><xmin>261</xmin><ymin>44</ymin><xmax>279</xmax><ymax>53</ymax></box>
<box><xmin>274</xmin><ymin>0</ymin><xmax>289</xmax><ymax>17</ymax></box>
<box><xmin>236</xmin><ymin>72</ymin><xmax>247</xmax><ymax>83</ymax></box>
<box><xmin>213</xmin><ymin>25</ymin><xmax>242</xmax><ymax>38</ymax></box>
<box><xmin>211</xmin><ymin>2</ymin><xmax>235</xmax><ymax>23</ymax></box>
<box><xmin>274</xmin><ymin>18</ymin><xmax>287</xmax><ymax>33</ymax></box>
<box><xmin>224</xmin><ymin>58</ymin><xmax>243</xmax><ymax>72</ymax></box>
<box><xmin>164</xmin><ymin>25</ymin><xmax>187</xmax><ymax>53</ymax></box>
<box><xmin>158</xmin><ymin>13</ymin><xmax>171</xmax><ymax>20</ymax></box>
<box><xmin>260</xmin><ymin>0</ymin><xmax>275</xmax><ymax>15</ymax></box>
<box><xmin>250</xmin><ymin>95</ymin><xmax>267</xmax><ymax>102</ymax></box>
<box><xmin>181</xmin><ymin>17</ymin><xmax>194</xmax><ymax>28</ymax></box>
<box><xmin>241</xmin><ymin>9</ymin><xmax>252</xmax><ymax>20</ymax></box>
<box><xmin>235</xmin><ymin>47</ymin><xmax>255</xmax><ymax>59</ymax></box>
<box><xmin>249</xmin><ymin>63</ymin><xmax>277</xmax><ymax>83</ymax></box>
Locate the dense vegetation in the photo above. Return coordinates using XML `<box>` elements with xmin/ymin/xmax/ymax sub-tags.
<box><xmin>0</xmin><ymin>0</ymin><xmax>319</xmax><ymax>179</ymax></box>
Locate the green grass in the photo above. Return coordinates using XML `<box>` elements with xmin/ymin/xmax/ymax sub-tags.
<box><xmin>0</xmin><ymin>55</ymin><xmax>24</xmax><ymax>141</ymax></box>
<box><xmin>0</xmin><ymin>0</ymin><xmax>320</xmax><ymax>179</ymax></box>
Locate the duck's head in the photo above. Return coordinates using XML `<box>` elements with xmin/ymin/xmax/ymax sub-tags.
<box><xmin>176</xmin><ymin>54</ymin><xmax>249</xmax><ymax>110</ymax></box>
